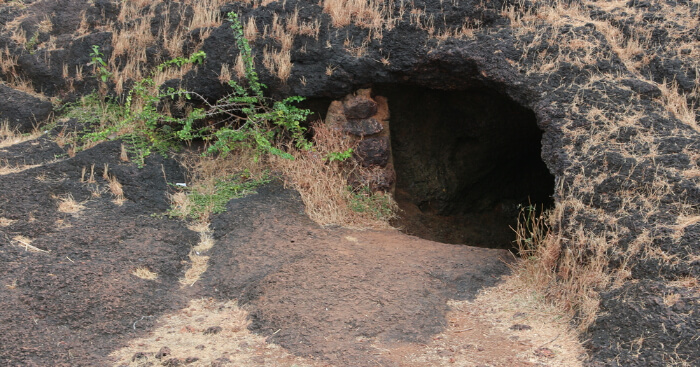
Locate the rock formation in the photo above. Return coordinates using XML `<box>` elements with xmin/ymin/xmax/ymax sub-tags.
<box><xmin>0</xmin><ymin>0</ymin><xmax>698</xmax><ymax>365</ymax></box>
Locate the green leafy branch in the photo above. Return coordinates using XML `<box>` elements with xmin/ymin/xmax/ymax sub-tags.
<box><xmin>325</xmin><ymin>148</ymin><xmax>354</xmax><ymax>162</ymax></box>
<box><xmin>176</xmin><ymin>12</ymin><xmax>311</xmax><ymax>159</ymax></box>
<box><xmin>88</xmin><ymin>45</ymin><xmax>113</xmax><ymax>83</ymax></box>
<box><xmin>72</xmin><ymin>11</ymin><xmax>311</xmax><ymax>166</ymax></box>
<box><xmin>156</xmin><ymin>51</ymin><xmax>207</xmax><ymax>71</ymax></box>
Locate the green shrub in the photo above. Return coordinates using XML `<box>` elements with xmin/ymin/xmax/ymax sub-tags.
<box><xmin>65</xmin><ymin>12</ymin><xmax>311</xmax><ymax>166</ymax></box>
<box><xmin>348</xmin><ymin>186</ymin><xmax>397</xmax><ymax>221</ymax></box>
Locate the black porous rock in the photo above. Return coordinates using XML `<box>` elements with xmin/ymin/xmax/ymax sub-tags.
<box><xmin>203</xmin><ymin>326</ymin><xmax>222</xmax><ymax>335</ymax></box>
<box><xmin>0</xmin><ymin>84</ymin><xmax>53</xmax><ymax>132</ymax></box>
<box><xmin>355</xmin><ymin>136</ymin><xmax>390</xmax><ymax>168</ymax></box>
<box><xmin>343</xmin><ymin>96</ymin><xmax>378</xmax><ymax>119</ymax></box>
<box><xmin>155</xmin><ymin>346</ymin><xmax>171</xmax><ymax>360</ymax></box>
<box><xmin>343</xmin><ymin>118</ymin><xmax>383</xmax><ymax>137</ymax></box>
<box><xmin>621</xmin><ymin>78</ymin><xmax>662</xmax><ymax>99</ymax></box>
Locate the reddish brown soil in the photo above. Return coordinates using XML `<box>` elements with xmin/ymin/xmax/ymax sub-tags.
<box><xmin>1</xmin><ymin>138</ymin><xmax>537</xmax><ymax>366</ymax></box>
<box><xmin>198</xmin><ymin>183</ymin><xmax>515</xmax><ymax>366</ymax></box>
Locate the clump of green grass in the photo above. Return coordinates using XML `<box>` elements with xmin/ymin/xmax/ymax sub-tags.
<box><xmin>168</xmin><ymin>169</ymin><xmax>270</xmax><ymax>221</ymax></box>
<box><xmin>348</xmin><ymin>186</ymin><xmax>397</xmax><ymax>221</ymax></box>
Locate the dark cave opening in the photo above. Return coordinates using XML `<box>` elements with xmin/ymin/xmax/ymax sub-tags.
<box><xmin>374</xmin><ymin>85</ymin><xmax>555</xmax><ymax>250</ymax></box>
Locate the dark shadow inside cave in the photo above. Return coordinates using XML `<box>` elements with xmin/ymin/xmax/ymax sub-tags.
<box><xmin>374</xmin><ymin>85</ymin><xmax>555</xmax><ymax>250</ymax></box>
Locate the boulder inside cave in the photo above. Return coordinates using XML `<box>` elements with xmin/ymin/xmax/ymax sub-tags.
<box><xmin>374</xmin><ymin>85</ymin><xmax>555</xmax><ymax>250</ymax></box>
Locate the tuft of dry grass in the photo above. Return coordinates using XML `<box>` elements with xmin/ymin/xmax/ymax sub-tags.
<box><xmin>273</xmin><ymin>121</ymin><xmax>395</xmax><ymax>229</ymax></box>
<box><xmin>262</xmin><ymin>45</ymin><xmax>293</xmax><ymax>81</ymax></box>
<box><xmin>512</xmin><ymin>200</ymin><xmax>612</xmax><ymax>331</ymax></box>
<box><xmin>0</xmin><ymin>217</ymin><xmax>16</xmax><ymax>227</ymax></box>
<box><xmin>180</xmin><ymin>229</ymin><xmax>216</xmax><ymax>287</ymax></box>
<box><xmin>0</xmin><ymin>122</ymin><xmax>42</xmax><ymax>149</ymax></box>
<box><xmin>119</xmin><ymin>144</ymin><xmax>129</xmax><ymax>162</ymax></box>
<box><xmin>180</xmin><ymin>252</ymin><xmax>209</xmax><ymax>286</ymax></box>
<box><xmin>0</xmin><ymin>46</ymin><xmax>19</xmax><ymax>76</ymax></box>
<box><xmin>55</xmin><ymin>193</ymin><xmax>85</xmax><ymax>214</ymax></box>
<box><xmin>132</xmin><ymin>266</ymin><xmax>158</xmax><ymax>280</ymax></box>
<box><xmin>194</xmin><ymin>231</ymin><xmax>214</xmax><ymax>253</ymax></box>
<box><xmin>218</xmin><ymin>63</ymin><xmax>232</xmax><ymax>84</ymax></box>
<box><xmin>657</xmin><ymin>80</ymin><xmax>698</xmax><ymax>132</ymax></box>
<box><xmin>106</xmin><ymin>173</ymin><xmax>126</xmax><ymax>205</ymax></box>
<box><xmin>244</xmin><ymin>16</ymin><xmax>258</xmax><ymax>40</ymax></box>
<box><xmin>13</xmin><ymin>235</ymin><xmax>49</xmax><ymax>253</ymax></box>
<box><xmin>0</xmin><ymin>160</ymin><xmax>40</xmax><ymax>175</ymax></box>
<box><xmin>322</xmin><ymin>0</ymin><xmax>393</xmax><ymax>34</ymax></box>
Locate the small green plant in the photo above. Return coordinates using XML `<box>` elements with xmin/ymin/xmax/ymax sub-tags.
<box><xmin>177</xmin><ymin>12</ymin><xmax>312</xmax><ymax>159</ymax></box>
<box><xmin>348</xmin><ymin>186</ymin><xmax>397</xmax><ymax>221</ymax></box>
<box><xmin>25</xmin><ymin>31</ymin><xmax>39</xmax><ymax>54</ymax></box>
<box><xmin>168</xmin><ymin>170</ymin><xmax>270</xmax><ymax>219</ymax></box>
<box><xmin>156</xmin><ymin>51</ymin><xmax>207</xmax><ymax>72</ymax></box>
<box><xmin>69</xmin><ymin>46</ymin><xmax>209</xmax><ymax>166</ymax></box>
<box><xmin>60</xmin><ymin>92</ymin><xmax>124</xmax><ymax>126</ymax></box>
<box><xmin>88</xmin><ymin>45</ymin><xmax>113</xmax><ymax>83</ymax></box>
<box><xmin>325</xmin><ymin>148</ymin><xmax>353</xmax><ymax>162</ymax></box>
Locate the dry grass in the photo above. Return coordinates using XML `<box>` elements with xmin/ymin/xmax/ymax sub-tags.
<box><xmin>218</xmin><ymin>63</ymin><xmax>232</xmax><ymax>84</ymax></box>
<box><xmin>12</xmin><ymin>235</ymin><xmax>49</xmax><ymax>253</ymax></box>
<box><xmin>273</xmin><ymin>121</ymin><xmax>394</xmax><ymax>229</ymax></box>
<box><xmin>0</xmin><ymin>161</ymin><xmax>40</xmax><ymax>175</ymax></box>
<box><xmin>132</xmin><ymin>266</ymin><xmax>158</xmax><ymax>280</ymax></box>
<box><xmin>120</xmin><ymin>144</ymin><xmax>129</xmax><ymax>162</ymax></box>
<box><xmin>322</xmin><ymin>0</ymin><xmax>393</xmax><ymax>34</ymax></box>
<box><xmin>244</xmin><ymin>16</ymin><xmax>258</xmax><ymax>40</ymax></box>
<box><xmin>103</xmin><ymin>166</ymin><xmax>126</xmax><ymax>205</ymax></box>
<box><xmin>0</xmin><ymin>122</ymin><xmax>42</xmax><ymax>149</ymax></box>
<box><xmin>81</xmin><ymin>164</ymin><xmax>97</xmax><ymax>184</ymax></box>
<box><xmin>344</xmin><ymin>37</ymin><xmax>369</xmax><ymax>58</ymax></box>
<box><xmin>0</xmin><ymin>217</ymin><xmax>16</xmax><ymax>227</ymax></box>
<box><xmin>657</xmin><ymin>80</ymin><xmax>698</xmax><ymax>132</ymax></box>
<box><xmin>180</xmin><ymin>251</ymin><xmax>210</xmax><ymax>286</ymax></box>
<box><xmin>233</xmin><ymin>53</ymin><xmax>247</xmax><ymax>78</ymax></box>
<box><xmin>262</xmin><ymin>45</ymin><xmax>292</xmax><ymax>81</ymax></box>
<box><xmin>109</xmin><ymin>298</ymin><xmax>322</xmax><ymax>366</ymax></box>
<box><xmin>171</xmin><ymin>151</ymin><xmax>269</xmax><ymax>286</ymax></box>
<box><xmin>55</xmin><ymin>194</ymin><xmax>85</xmax><ymax>214</ymax></box>
<box><xmin>194</xmin><ymin>231</ymin><xmax>214</xmax><ymax>253</ymax></box>
<box><xmin>188</xmin><ymin>0</ymin><xmax>227</xmax><ymax>30</ymax></box>
<box><xmin>513</xmin><ymin>200</ymin><xmax>612</xmax><ymax>331</ymax></box>
<box><xmin>0</xmin><ymin>46</ymin><xmax>18</xmax><ymax>76</ymax></box>
<box><xmin>179</xmin><ymin>229</ymin><xmax>215</xmax><ymax>287</ymax></box>
<box><xmin>105</xmin><ymin>0</ymin><xmax>225</xmax><ymax>89</ymax></box>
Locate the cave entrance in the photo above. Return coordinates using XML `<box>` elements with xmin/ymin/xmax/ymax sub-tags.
<box><xmin>375</xmin><ymin>85</ymin><xmax>555</xmax><ymax>250</ymax></box>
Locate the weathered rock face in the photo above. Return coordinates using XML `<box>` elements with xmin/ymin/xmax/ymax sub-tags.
<box><xmin>1</xmin><ymin>0</ymin><xmax>699</xmax><ymax>365</ymax></box>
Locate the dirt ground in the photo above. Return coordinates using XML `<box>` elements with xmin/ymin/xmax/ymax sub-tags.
<box><xmin>1</xmin><ymin>137</ymin><xmax>585</xmax><ymax>366</ymax></box>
